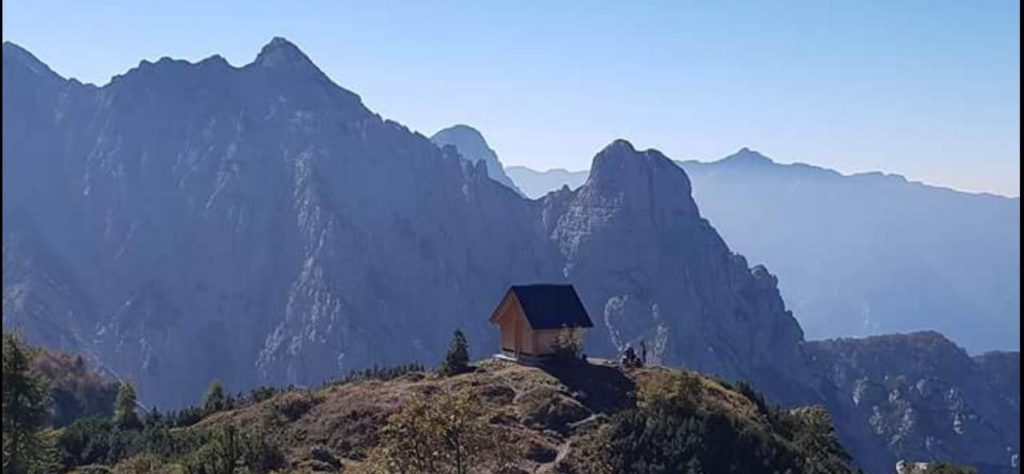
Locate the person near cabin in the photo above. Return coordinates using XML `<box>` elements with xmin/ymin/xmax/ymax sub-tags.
<box><xmin>621</xmin><ymin>344</ymin><xmax>641</xmax><ymax>368</ymax></box>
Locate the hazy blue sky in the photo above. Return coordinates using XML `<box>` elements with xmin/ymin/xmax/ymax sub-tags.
<box><xmin>3</xmin><ymin>1</ymin><xmax>1020</xmax><ymax>196</ymax></box>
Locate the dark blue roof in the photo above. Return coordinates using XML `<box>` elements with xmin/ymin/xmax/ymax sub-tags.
<box><xmin>508</xmin><ymin>284</ymin><xmax>593</xmax><ymax>329</ymax></box>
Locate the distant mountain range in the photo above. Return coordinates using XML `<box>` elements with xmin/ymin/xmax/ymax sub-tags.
<box><xmin>506</xmin><ymin>148</ymin><xmax>1020</xmax><ymax>353</ymax></box>
<box><xmin>2</xmin><ymin>38</ymin><xmax>1018</xmax><ymax>472</ymax></box>
<box><xmin>507</xmin><ymin>165</ymin><xmax>588</xmax><ymax>199</ymax></box>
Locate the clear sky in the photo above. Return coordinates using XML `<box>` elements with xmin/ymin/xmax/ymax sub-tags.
<box><xmin>3</xmin><ymin>1</ymin><xmax>1020</xmax><ymax>196</ymax></box>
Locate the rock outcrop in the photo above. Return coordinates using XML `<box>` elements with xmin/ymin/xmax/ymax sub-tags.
<box><xmin>543</xmin><ymin>140</ymin><xmax>815</xmax><ymax>403</ymax></box>
<box><xmin>807</xmin><ymin>332</ymin><xmax>1020</xmax><ymax>474</ymax></box>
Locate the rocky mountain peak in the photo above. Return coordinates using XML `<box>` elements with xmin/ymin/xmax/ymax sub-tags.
<box><xmin>585</xmin><ymin>139</ymin><xmax>695</xmax><ymax>215</ymax></box>
<box><xmin>250</xmin><ymin>36</ymin><xmax>328</xmax><ymax>82</ymax></box>
<box><xmin>254</xmin><ymin>37</ymin><xmax>313</xmax><ymax>67</ymax></box>
<box><xmin>2</xmin><ymin>41</ymin><xmax>63</xmax><ymax>82</ymax></box>
<box><xmin>196</xmin><ymin>54</ymin><xmax>231</xmax><ymax>69</ymax></box>
<box><xmin>543</xmin><ymin>139</ymin><xmax>810</xmax><ymax>402</ymax></box>
<box><xmin>590</xmin><ymin>139</ymin><xmax>677</xmax><ymax>177</ymax></box>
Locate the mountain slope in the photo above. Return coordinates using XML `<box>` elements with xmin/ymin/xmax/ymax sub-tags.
<box><xmin>679</xmin><ymin>150</ymin><xmax>1020</xmax><ymax>353</ymax></box>
<box><xmin>89</xmin><ymin>360</ymin><xmax>855</xmax><ymax>473</ymax></box>
<box><xmin>430</xmin><ymin>124</ymin><xmax>524</xmax><ymax>195</ymax></box>
<box><xmin>2</xmin><ymin>39</ymin><xmax>797</xmax><ymax>408</ymax></box>
<box><xmin>507</xmin><ymin>148</ymin><xmax>1021</xmax><ymax>352</ymax></box>
<box><xmin>807</xmin><ymin>332</ymin><xmax>1020</xmax><ymax>474</ymax></box>
<box><xmin>3</xmin><ymin>38</ymin><xmax>558</xmax><ymax>406</ymax></box>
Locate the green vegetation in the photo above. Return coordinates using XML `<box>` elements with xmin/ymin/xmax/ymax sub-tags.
<box><xmin>573</xmin><ymin>370</ymin><xmax>854</xmax><ymax>474</ymax></box>
<box><xmin>928</xmin><ymin>463</ymin><xmax>978</xmax><ymax>474</ymax></box>
<box><xmin>440</xmin><ymin>329</ymin><xmax>470</xmax><ymax>376</ymax></box>
<box><xmin>113</xmin><ymin>380</ymin><xmax>140</xmax><ymax>429</ymax></box>
<box><xmin>54</xmin><ymin>414</ymin><xmax>285</xmax><ymax>473</ymax></box>
<box><xmin>362</xmin><ymin>390</ymin><xmax>519</xmax><ymax>473</ymax></box>
<box><xmin>2</xmin><ymin>333</ymin><xmax>56</xmax><ymax>473</ymax></box>
<box><xmin>31</xmin><ymin>351</ymin><xmax>118</xmax><ymax>428</ymax></box>
<box><xmin>331</xmin><ymin>363</ymin><xmax>426</xmax><ymax>385</ymax></box>
<box><xmin>911</xmin><ymin>462</ymin><xmax>979</xmax><ymax>474</ymax></box>
<box><xmin>1</xmin><ymin>332</ymin><xmax>865</xmax><ymax>473</ymax></box>
<box><xmin>550</xmin><ymin>327</ymin><xmax>585</xmax><ymax>361</ymax></box>
<box><xmin>0</xmin><ymin>335</ymin><xmax>291</xmax><ymax>473</ymax></box>
<box><xmin>203</xmin><ymin>379</ymin><xmax>230</xmax><ymax>414</ymax></box>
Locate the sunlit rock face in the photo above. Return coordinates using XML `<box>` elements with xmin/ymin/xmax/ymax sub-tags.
<box><xmin>2</xmin><ymin>39</ymin><xmax>558</xmax><ymax>406</ymax></box>
<box><xmin>2</xmin><ymin>40</ymin><xmax>802</xmax><ymax>408</ymax></box>
<box><xmin>542</xmin><ymin>139</ymin><xmax>814</xmax><ymax>403</ymax></box>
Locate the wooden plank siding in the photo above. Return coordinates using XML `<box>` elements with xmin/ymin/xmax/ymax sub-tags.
<box><xmin>493</xmin><ymin>292</ymin><xmax>568</xmax><ymax>357</ymax></box>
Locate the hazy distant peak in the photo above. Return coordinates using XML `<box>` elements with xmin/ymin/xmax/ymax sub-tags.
<box><xmin>505</xmin><ymin>166</ymin><xmax>590</xmax><ymax>198</ymax></box>
<box><xmin>522</xmin><ymin>166</ymin><xmax>586</xmax><ymax>174</ymax></box>
<box><xmin>431</xmin><ymin>124</ymin><xmax>524</xmax><ymax>195</ymax></box>
<box><xmin>719</xmin><ymin>147</ymin><xmax>773</xmax><ymax>165</ymax></box>
<box><xmin>431</xmin><ymin>124</ymin><xmax>495</xmax><ymax>162</ymax></box>
<box><xmin>850</xmin><ymin>170</ymin><xmax>909</xmax><ymax>184</ymax></box>
<box><xmin>434</xmin><ymin>124</ymin><xmax>485</xmax><ymax>140</ymax></box>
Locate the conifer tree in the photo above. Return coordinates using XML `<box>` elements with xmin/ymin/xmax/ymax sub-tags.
<box><xmin>2</xmin><ymin>333</ymin><xmax>53</xmax><ymax>473</ymax></box>
<box><xmin>204</xmin><ymin>379</ymin><xmax>228</xmax><ymax>414</ymax></box>
<box><xmin>441</xmin><ymin>329</ymin><xmax>470</xmax><ymax>376</ymax></box>
<box><xmin>114</xmin><ymin>379</ymin><xmax>140</xmax><ymax>429</ymax></box>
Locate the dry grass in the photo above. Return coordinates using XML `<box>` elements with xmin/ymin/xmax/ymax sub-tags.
<box><xmin>194</xmin><ymin>360</ymin><xmax>787</xmax><ymax>472</ymax></box>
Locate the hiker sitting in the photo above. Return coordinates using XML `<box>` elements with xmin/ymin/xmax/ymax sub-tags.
<box><xmin>621</xmin><ymin>345</ymin><xmax>642</xmax><ymax>368</ymax></box>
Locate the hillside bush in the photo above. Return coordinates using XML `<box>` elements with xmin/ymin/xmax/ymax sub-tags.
<box><xmin>364</xmin><ymin>390</ymin><xmax>521</xmax><ymax>473</ymax></box>
<box><xmin>550</xmin><ymin>327</ymin><xmax>585</xmax><ymax>361</ymax></box>
<box><xmin>575</xmin><ymin>372</ymin><xmax>854</xmax><ymax>474</ymax></box>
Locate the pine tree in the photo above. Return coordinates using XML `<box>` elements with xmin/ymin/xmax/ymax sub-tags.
<box><xmin>1</xmin><ymin>333</ymin><xmax>53</xmax><ymax>474</ymax></box>
<box><xmin>211</xmin><ymin>425</ymin><xmax>240</xmax><ymax>474</ymax></box>
<box><xmin>204</xmin><ymin>379</ymin><xmax>227</xmax><ymax>414</ymax></box>
<box><xmin>114</xmin><ymin>379</ymin><xmax>140</xmax><ymax>429</ymax></box>
<box><xmin>440</xmin><ymin>329</ymin><xmax>470</xmax><ymax>376</ymax></box>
